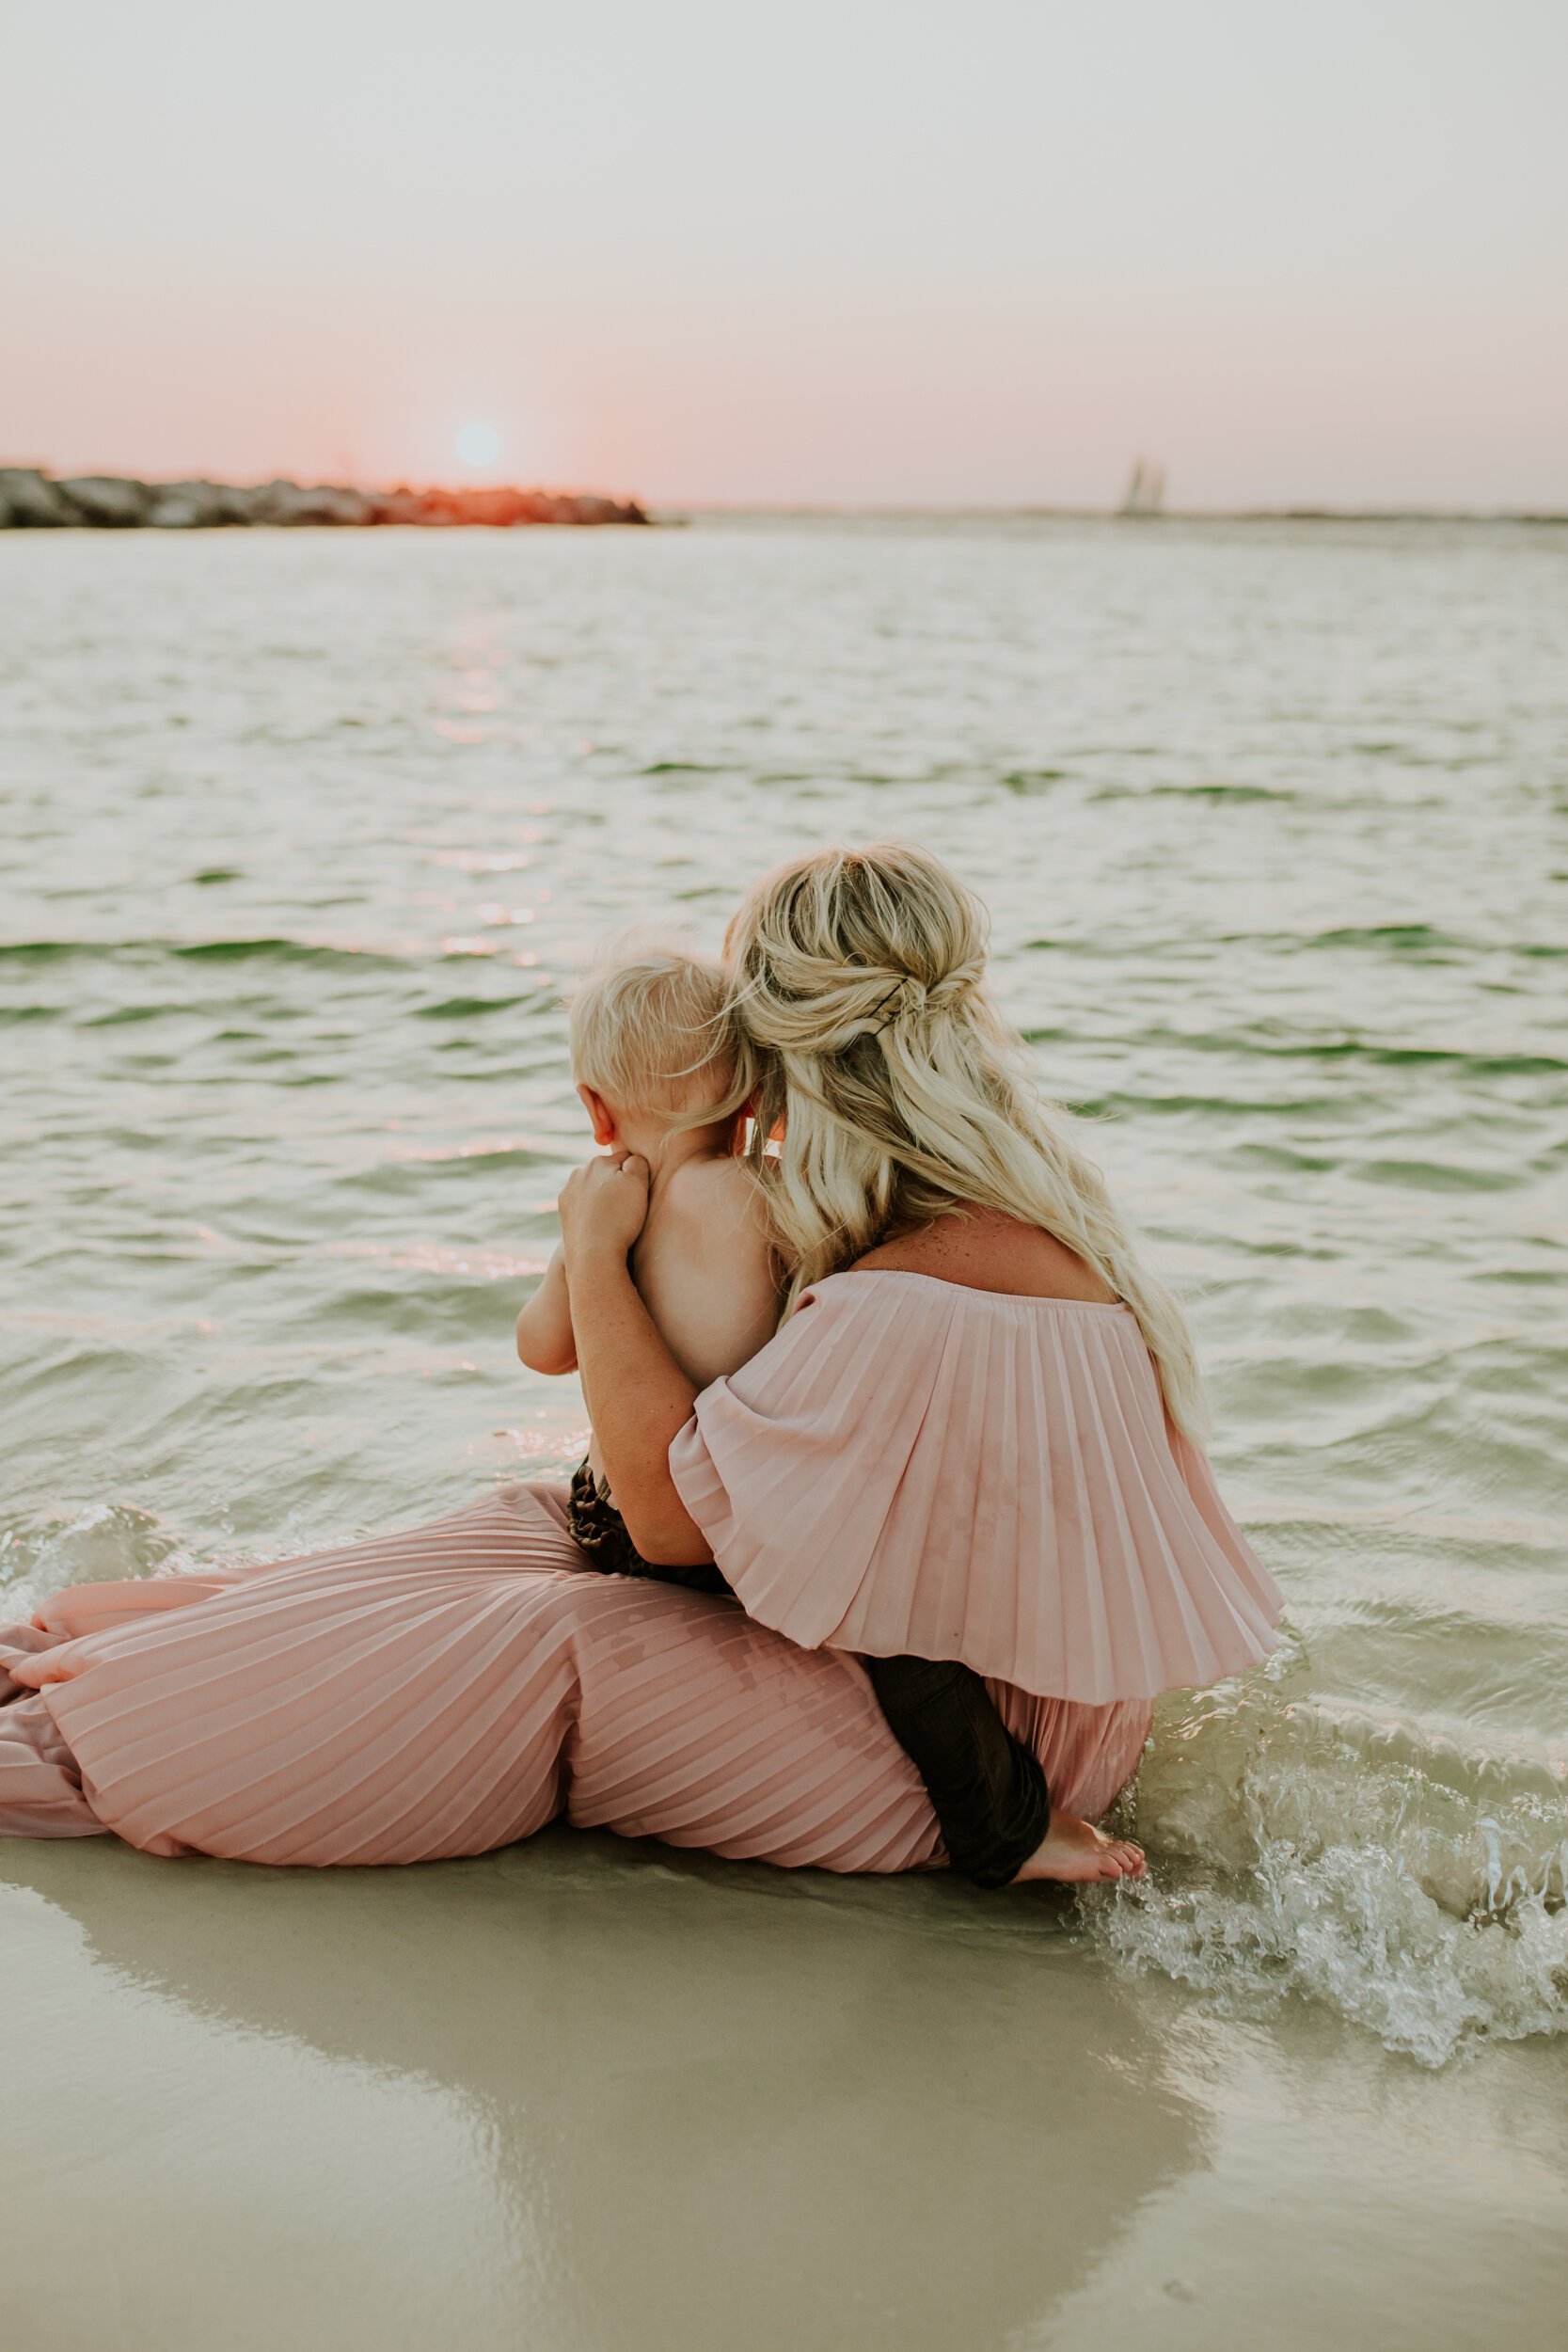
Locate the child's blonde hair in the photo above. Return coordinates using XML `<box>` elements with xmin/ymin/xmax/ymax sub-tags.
<box><xmin>724</xmin><ymin>841</ymin><xmax>1209</xmax><ymax>1438</ymax></box>
<box><xmin>569</xmin><ymin>946</ymin><xmax>745</xmax><ymax>1121</ymax></box>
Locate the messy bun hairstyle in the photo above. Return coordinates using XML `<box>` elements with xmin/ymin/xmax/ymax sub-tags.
<box><xmin>724</xmin><ymin>841</ymin><xmax>1207</xmax><ymax>1438</ymax></box>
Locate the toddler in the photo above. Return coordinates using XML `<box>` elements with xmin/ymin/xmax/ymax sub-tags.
<box><xmin>515</xmin><ymin>947</ymin><xmax>1054</xmax><ymax>1888</ymax></box>
<box><xmin>516</xmin><ymin>948</ymin><xmax>777</xmax><ymax>1581</ymax></box>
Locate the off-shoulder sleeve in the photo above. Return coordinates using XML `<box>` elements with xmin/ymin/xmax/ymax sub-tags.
<box><xmin>668</xmin><ymin>1272</ymin><xmax>1284</xmax><ymax>1705</ymax></box>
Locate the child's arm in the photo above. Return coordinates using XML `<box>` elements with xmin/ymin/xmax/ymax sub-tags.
<box><xmin>515</xmin><ymin>1247</ymin><xmax>578</xmax><ymax>1375</ymax></box>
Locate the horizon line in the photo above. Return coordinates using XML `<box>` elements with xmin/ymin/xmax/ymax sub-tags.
<box><xmin>5</xmin><ymin>464</ymin><xmax>1565</xmax><ymax>528</ymax></box>
<box><xmin>670</xmin><ymin>501</ymin><xmax>1568</xmax><ymax>524</ymax></box>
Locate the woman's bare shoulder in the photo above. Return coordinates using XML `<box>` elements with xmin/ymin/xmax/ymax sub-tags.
<box><xmin>851</xmin><ymin>1207</ymin><xmax>1117</xmax><ymax>1303</ymax></box>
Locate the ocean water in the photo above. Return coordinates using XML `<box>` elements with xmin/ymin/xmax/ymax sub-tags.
<box><xmin>2</xmin><ymin>516</ymin><xmax>1565</xmax><ymax>2068</ymax></box>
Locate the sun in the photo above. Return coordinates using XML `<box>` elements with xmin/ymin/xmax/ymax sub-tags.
<box><xmin>455</xmin><ymin>421</ymin><xmax>502</xmax><ymax>471</ymax></box>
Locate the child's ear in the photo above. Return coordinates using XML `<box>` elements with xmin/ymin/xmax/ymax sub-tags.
<box><xmin>577</xmin><ymin>1083</ymin><xmax>619</xmax><ymax>1149</ymax></box>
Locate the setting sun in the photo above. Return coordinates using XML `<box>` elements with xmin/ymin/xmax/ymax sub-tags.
<box><xmin>455</xmin><ymin>421</ymin><xmax>501</xmax><ymax>470</ymax></box>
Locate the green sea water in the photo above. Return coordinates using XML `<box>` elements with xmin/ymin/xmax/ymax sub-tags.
<box><xmin>2</xmin><ymin>515</ymin><xmax>1565</xmax><ymax>2069</ymax></box>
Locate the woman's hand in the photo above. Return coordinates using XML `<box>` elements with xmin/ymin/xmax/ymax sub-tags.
<box><xmin>558</xmin><ymin>1151</ymin><xmax>651</xmax><ymax>1267</ymax></box>
<box><xmin>553</xmin><ymin>1150</ymin><xmax>709</xmax><ymax>1565</ymax></box>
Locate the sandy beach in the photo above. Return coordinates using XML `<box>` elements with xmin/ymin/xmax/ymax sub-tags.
<box><xmin>7</xmin><ymin>1829</ymin><xmax>1566</xmax><ymax>2351</ymax></box>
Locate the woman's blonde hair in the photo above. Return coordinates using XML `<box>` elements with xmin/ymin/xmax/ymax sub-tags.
<box><xmin>724</xmin><ymin>842</ymin><xmax>1208</xmax><ymax>1438</ymax></box>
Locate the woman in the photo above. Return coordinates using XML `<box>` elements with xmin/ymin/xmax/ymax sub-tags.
<box><xmin>0</xmin><ymin>847</ymin><xmax>1281</xmax><ymax>1880</ymax></box>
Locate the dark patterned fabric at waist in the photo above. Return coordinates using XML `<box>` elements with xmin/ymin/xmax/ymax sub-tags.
<box><xmin>565</xmin><ymin>1459</ymin><xmax>732</xmax><ymax>1596</ymax></box>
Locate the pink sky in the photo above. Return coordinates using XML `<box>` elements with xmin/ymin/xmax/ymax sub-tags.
<box><xmin>5</xmin><ymin>1</ymin><xmax>1565</xmax><ymax>509</ymax></box>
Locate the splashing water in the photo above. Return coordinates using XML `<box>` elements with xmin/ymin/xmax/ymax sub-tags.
<box><xmin>1086</xmin><ymin>1638</ymin><xmax>1568</xmax><ymax>2066</ymax></box>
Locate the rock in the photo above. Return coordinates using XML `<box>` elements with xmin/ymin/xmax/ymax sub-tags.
<box><xmin>377</xmin><ymin>484</ymin><xmax>453</xmax><ymax>525</ymax></box>
<box><xmin>250</xmin><ymin>479</ymin><xmax>372</xmax><ymax>526</ymax></box>
<box><xmin>372</xmin><ymin>484</ymin><xmax>648</xmax><ymax>526</ymax></box>
<box><xmin>146</xmin><ymin>480</ymin><xmax>228</xmax><ymax>529</ymax></box>
<box><xmin>244</xmin><ymin>480</ymin><xmax>294</xmax><ymax>524</ymax></box>
<box><xmin>362</xmin><ymin>486</ymin><xmax>434</xmax><ymax>526</ymax></box>
<box><xmin>217</xmin><ymin>484</ymin><xmax>262</xmax><ymax>524</ymax></box>
<box><xmin>452</xmin><ymin>485</ymin><xmax>549</xmax><ymax>527</ymax></box>
<box><xmin>575</xmin><ymin>493</ymin><xmax>649</xmax><ymax>526</ymax></box>
<box><xmin>55</xmin><ymin>474</ymin><xmax>152</xmax><ymax>526</ymax></box>
<box><xmin>0</xmin><ymin>466</ymin><xmax>651</xmax><ymax>529</ymax></box>
<box><xmin>398</xmin><ymin>485</ymin><xmax>478</xmax><ymax>525</ymax></box>
<box><xmin>0</xmin><ymin>467</ymin><xmax>75</xmax><ymax>527</ymax></box>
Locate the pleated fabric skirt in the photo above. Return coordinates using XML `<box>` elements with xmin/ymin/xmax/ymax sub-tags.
<box><xmin>0</xmin><ymin>1483</ymin><xmax>1151</xmax><ymax>1870</ymax></box>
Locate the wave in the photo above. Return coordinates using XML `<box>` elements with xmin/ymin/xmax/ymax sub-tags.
<box><xmin>1146</xmin><ymin>782</ymin><xmax>1297</xmax><ymax>802</ymax></box>
<box><xmin>0</xmin><ymin>1501</ymin><xmax>184</xmax><ymax>1611</ymax></box>
<box><xmin>416</xmin><ymin>994</ymin><xmax>523</xmax><ymax>1021</ymax></box>
<box><xmin>0</xmin><ymin>937</ymin><xmax>409</xmax><ymax>971</ymax></box>
<box><xmin>1304</xmin><ymin>921</ymin><xmax>1468</xmax><ymax>952</ymax></box>
<box><xmin>1000</xmin><ymin>768</ymin><xmax>1069</xmax><ymax>795</ymax></box>
<box><xmin>1085</xmin><ymin>1639</ymin><xmax>1568</xmax><ymax>2066</ymax></box>
<box><xmin>0</xmin><ymin>937</ymin><xmax>543</xmax><ymax>977</ymax></box>
<box><xmin>171</xmin><ymin>939</ymin><xmax>406</xmax><ymax>966</ymax></box>
<box><xmin>1275</xmin><ymin>920</ymin><xmax>1565</xmax><ymax>961</ymax></box>
<box><xmin>1018</xmin><ymin>922</ymin><xmax>1563</xmax><ymax>961</ymax></box>
<box><xmin>1021</xmin><ymin>1018</ymin><xmax>1567</xmax><ymax>1078</ymax></box>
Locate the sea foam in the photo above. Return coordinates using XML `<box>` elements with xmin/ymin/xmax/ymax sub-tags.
<box><xmin>1086</xmin><ymin>1638</ymin><xmax>1568</xmax><ymax>2066</ymax></box>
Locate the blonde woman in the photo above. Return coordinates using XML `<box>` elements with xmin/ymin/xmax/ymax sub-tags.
<box><xmin>559</xmin><ymin>842</ymin><xmax>1282</xmax><ymax>1882</ymax></box>
<box><xmin>0</xmin><ymin>847</ymin><xmax>1280</xmax><ymax>1887</ymax></box>
<box><xmin>519</xmin><ymin>942</ymin><xmax>1118</xmax><ymax>1887</ymax></box>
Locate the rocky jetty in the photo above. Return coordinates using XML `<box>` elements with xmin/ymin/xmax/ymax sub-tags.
<box><xmin>0</xmin><ymin>469</ymin><xmax>649</xmax><ymax>530</ymax></box>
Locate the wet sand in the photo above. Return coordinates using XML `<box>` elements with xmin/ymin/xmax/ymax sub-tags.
<box><xmin>7</xmin><ymin>1832</ymin><xmax>1565</xmax><ymax>2352</ymax></box>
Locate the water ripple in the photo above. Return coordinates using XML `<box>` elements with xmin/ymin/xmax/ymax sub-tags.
<box><xmin>3</xmin><ymin>516</ymin><xmax>1565</xmax><ymax>2058</ymax></box>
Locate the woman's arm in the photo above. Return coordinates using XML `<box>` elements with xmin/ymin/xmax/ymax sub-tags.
<box><xmin>557</xmin><ymin>1153</ymin><xmax>713</xmax><ymax>1565</ymax></box>
<box><xmin>515</xmin><ymin>1247</ymin><xmax>578</xmax><ymax>1375</ymax></box>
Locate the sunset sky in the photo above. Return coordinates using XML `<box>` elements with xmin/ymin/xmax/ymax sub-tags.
<box><xmin>5</xmin><ymin>0</ymin><xmax>1564</xmax><ymax>509</ymax></box>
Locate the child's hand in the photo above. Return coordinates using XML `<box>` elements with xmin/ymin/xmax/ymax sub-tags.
<box><xmin>559</xmin><ymin>1151</ymin><xmax>651</xmax><ymax>1265</ymax></box>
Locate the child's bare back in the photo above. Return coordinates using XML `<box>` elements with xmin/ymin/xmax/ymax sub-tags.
<box><xmin>626</xmin><ymin>1152</ymin><xmax>779</xmax><ymax>1391</ymax></box>
<box><xmin>515</xmin><ymin>946</ymin><xmax>780</xmax><ymax>1498</ymax></box>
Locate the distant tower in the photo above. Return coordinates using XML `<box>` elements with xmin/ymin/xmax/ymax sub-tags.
<box><xmin>1118</xmin><ymin>458</ymin><xmax>1166</xmax><ymax>516</ymax></box>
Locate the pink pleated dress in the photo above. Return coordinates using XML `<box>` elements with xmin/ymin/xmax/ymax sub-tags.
<box><xmin>0</xmin><ymin>1273</ymin><xmax>1281</xmax><ymax>1870</ymax></box>
<box><xmin>672</xmin><ymin>1273</ymin><xmax>1283</xmax><ymax>1702</ymax></box>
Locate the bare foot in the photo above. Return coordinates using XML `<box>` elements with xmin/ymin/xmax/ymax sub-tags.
<box><xmin>1011</xmin><ymin>1812</ymin><xmax>1147</xmax><ymax>1885</ymax></box>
